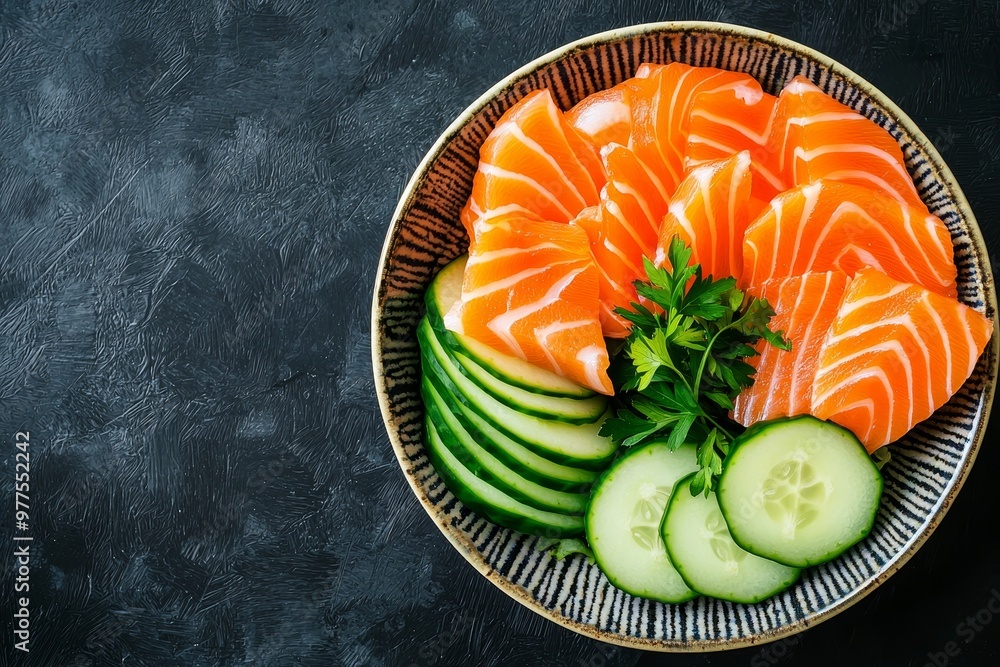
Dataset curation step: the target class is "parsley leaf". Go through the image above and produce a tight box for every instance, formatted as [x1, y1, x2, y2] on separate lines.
[537, 537, 596, 562]
[600, 236, 790, 495]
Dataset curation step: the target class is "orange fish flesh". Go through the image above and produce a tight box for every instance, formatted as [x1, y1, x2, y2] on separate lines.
[444, 213, 613, 395]
[732, 271, 852, 426]
[742, 179, 957, 297]
[811, 268, 993, 452]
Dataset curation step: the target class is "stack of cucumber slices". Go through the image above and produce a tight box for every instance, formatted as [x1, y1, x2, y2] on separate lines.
[418, 257, 884, 604]
[587, 416, 883, 603]
[418, 257, 616, 538]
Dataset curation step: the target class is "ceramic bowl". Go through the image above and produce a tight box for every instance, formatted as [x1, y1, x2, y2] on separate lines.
[371, 21, 999, 650]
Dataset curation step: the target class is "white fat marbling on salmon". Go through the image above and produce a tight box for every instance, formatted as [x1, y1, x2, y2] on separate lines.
[627, 146, 672, 204]
[572, 100, 630, 137]
[478, 162, 575, 221]
[816, 169, 912, 208]
[837, 282, 909, 315]
[696, 162, 719, 271]
[824, 315, 930, 423]
[830, 397, 878, 443]
[787, 182, 824, 274]
[486, 267, 588, 358]
[601, 236, 643, 277]
[815, 364, 897, 445]
[665, 67, 697, 166]
[535, 319, 591, 375]
[731, 82, 764, 105]
[494, 122, 590, 209]
[768, 196, 786, 279]
[460, 260, 578, 301]
[806, 200, 921, 283]
[541, 98, 601, 196]
[576, 344, 609, 396]
[689, 109, 770, 145]
[783, 273, 813, 405]
[783, 78, 820, 95]
[921, 292, 953, 396]
[786, 112, 866, 126]
[899, 206, 954, 287]
[611, 179, 654, 232]
[603, 197, 649, 255]
[466, 242, 568, 268]
[727, 151, 751, 273]
[792, 144, 915, 193]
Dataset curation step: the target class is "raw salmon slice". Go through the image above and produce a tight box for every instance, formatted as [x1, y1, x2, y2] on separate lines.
[811, 268, 993, 452]
[565, 65, 658, 152]
[572, 205, 631, 338]
[566, 81, 635, 151]
[655, 151, 753, 281]
[580, 142, 673, 337]
[732, 271, 852, 427]
[742, 179, 957, 297]
[628, 63, 764, 202]
[769, 76, 925, 211]
[686, 88, 784, 219]
[444, 213, 613, 395]
[460, 89, 605, 241]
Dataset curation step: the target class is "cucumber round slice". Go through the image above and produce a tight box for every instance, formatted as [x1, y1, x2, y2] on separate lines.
[424, 256, 595, 399]
[418, 318, 616, 469]
[423, 418, 585, 537]
[717, 416, 883, 568]
[425, 370, 599, 492]
[662, 474, 800, 604]
[585, 442, 700, 603]
[422, 379, 588, 515]
[451, 347, 608, 424]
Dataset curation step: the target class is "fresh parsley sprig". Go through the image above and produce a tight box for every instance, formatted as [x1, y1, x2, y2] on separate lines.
[600, 237, 790, 496]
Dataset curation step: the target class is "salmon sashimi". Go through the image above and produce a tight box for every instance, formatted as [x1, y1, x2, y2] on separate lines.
[565, 65, 660, 152]
[655, 151, 753, 281]
[628, 63, 764, 203]
[811, 268, 993, 452]
[686, 88, 784, 220]
[732, 271, 852, 426]
[742, 179, 957, 297]
[573, 142, 672, 337]
[460, 89, 605, 241]
[572, 205, 632, 338]
[769, 76, 925, 211]
[444, 213, 613, 394]
[566, 81, 635, 151]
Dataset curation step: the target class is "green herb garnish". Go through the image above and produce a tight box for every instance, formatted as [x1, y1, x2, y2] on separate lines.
[537, 537, 596, 562]
[600, 237, 790, 496]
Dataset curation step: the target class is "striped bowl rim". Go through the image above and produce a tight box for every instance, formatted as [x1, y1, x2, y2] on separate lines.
[371, 21, 999, 651]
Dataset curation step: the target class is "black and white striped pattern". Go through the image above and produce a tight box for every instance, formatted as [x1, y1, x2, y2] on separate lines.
[371, 22, 999, 650]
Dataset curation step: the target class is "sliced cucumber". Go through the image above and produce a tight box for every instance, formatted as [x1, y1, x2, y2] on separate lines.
[422, 379, 588, 515]
[717, 416, 883, 568]
[418, 318, 616, 469]
[423, 417, 584, 537]
[450, 347, 608, 424]
[425, 256, 596, 399]
[662, 474, 800, 603]
[425, 370, 599, 492]
[585, 442, 700, 603]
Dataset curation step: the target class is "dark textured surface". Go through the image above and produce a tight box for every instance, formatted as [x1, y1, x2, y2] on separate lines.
[0, 1, 997, 666]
